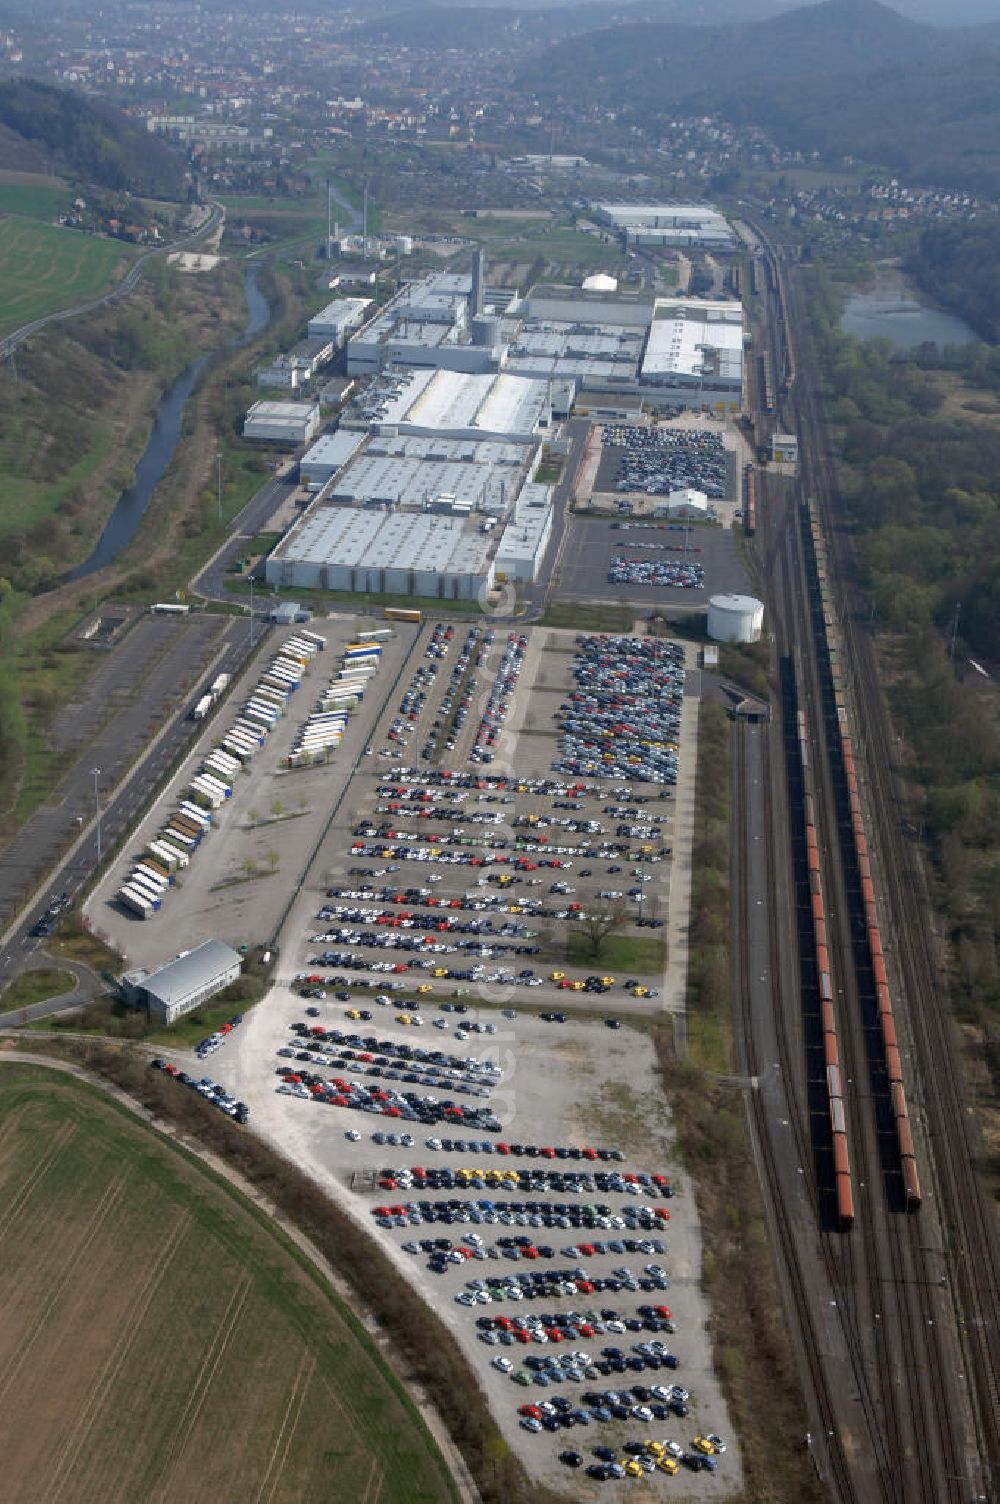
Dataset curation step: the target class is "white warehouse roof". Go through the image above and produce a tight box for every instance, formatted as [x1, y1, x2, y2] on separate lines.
[642, 299, 743, 382]
[299, 430, 366, 477]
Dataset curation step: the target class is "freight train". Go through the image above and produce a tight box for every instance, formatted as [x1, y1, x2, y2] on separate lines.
[797, 708, 855, 1231]
[803, 496, 921, 1212]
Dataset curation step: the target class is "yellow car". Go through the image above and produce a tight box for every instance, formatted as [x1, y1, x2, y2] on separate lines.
[601, 975, 615, 986]
[432, 967, 448, 978]
[570, 980, 585, 991]
[645, 1440, 665, 1458]
[549, 971, 565, 982]
[656, 1456, 679, 1475]
[624, 1460, 644, 1478]
[692, 1436, 717, 1456]
[632, 985, 650, 998]
[346, 1008, 363, 1020]
[396, 1013, 412, 1026]
[416, 984, 432, 994]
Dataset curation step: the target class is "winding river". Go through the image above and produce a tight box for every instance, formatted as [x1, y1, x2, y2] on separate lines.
[68, 263, 272, 581]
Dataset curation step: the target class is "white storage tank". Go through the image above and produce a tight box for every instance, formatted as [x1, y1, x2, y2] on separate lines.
[708, 593, 764, 644]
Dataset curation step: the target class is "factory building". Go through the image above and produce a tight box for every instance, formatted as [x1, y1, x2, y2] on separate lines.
[593, 203, 735, 250]
[298, 430, 367, 488]
[256, 337, 335, 390]
[266, 507, 495, 600]
[640, 298, 744, 410]
[494, 483, 554, 584]
[343, 366, 551, 444]
[307, 297, 373, 344]
[125, 940, 242, 1027]
[347, 271, 506, 377]
[243, 401, 321, 445]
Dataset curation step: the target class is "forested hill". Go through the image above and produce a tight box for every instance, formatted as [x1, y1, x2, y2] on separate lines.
[907, 222, 1000, 345]
[518, 0, 1000, 193]
[0, 79, 186, 199]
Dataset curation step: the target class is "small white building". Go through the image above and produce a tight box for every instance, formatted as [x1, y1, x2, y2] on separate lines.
[771, 432, 798, 465]
[127, 940, 242, 1027]
[666, 487, 709, 518]
[243, 401, 321, 446]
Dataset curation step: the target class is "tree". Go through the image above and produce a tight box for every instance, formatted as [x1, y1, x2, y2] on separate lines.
[266, 848, 279, 872]
[270, 798, 284, 818]
[579, 905, 627, 962]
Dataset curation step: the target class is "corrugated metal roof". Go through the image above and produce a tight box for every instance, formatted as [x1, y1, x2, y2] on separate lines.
[142, 940, 242, 1007]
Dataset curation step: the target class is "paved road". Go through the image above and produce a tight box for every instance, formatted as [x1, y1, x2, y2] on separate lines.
[0, 956, 100, 1028]
[0, 201, 225, 360]
[0, 618, 269, 994]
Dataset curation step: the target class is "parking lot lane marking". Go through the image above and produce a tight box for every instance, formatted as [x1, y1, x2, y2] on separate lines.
[148, 1269, 253, 1502]
[0, 1168, 130, 1410]
[253, 1350, 316, 1504]
[41, 1211, 191, 1504]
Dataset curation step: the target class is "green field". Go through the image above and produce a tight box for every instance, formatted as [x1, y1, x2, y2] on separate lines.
[0, 1066, 457, 1504]
[0, 219, 131, 334]
[0, 180, 72, 220]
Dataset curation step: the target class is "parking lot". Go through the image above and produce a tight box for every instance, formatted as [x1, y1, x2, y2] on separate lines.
[595, 427, 729, 500]
[555, 519, 749, 610]
[195, 1000, 742, 1496]
[143, 616, 739, 1492]
[85, 616, 421, 970]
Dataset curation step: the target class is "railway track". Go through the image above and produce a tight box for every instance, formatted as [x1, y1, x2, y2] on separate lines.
[732, 722, 863, 1504]
[781, 256, 999, 1499]
[743, 235, 995, 1500]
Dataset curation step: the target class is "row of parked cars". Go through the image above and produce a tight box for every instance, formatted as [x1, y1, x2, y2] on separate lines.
[608, 556, 706, 590]
[554, 635, 686, 786]
[603, 424, 727, 498]
[150, 1058, 248, 1124]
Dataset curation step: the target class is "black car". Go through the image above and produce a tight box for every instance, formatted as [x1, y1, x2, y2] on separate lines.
[559, 1451, 583, 1468]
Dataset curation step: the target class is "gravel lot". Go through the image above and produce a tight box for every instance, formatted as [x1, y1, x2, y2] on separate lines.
[200, 997, 743, 1498]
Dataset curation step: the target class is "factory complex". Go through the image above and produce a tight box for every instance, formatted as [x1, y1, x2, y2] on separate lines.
[593, 202, 736, 249]
[344, 257, 743, 412]
[259, 211, 744, 604]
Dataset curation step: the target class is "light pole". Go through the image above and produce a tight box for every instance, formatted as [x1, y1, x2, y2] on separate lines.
[216, 450, 223, 523]
[92, 768, 102, 865]
[249, 574, 255, 647]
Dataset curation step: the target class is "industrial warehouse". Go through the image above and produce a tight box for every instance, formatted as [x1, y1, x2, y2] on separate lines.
[252, 218, 746, 604]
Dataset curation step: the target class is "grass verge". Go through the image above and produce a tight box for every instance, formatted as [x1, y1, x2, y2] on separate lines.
[539, 603, 635, 632]
[647, 698, 822, 1503]
[567, 931, 666, 974]
[1, 967, 75, 1009]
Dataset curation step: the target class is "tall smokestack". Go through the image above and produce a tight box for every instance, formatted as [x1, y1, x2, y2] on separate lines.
[326, 179, 332, 259]
[471, 248, 485, 316]
[362, 179, 369, 260]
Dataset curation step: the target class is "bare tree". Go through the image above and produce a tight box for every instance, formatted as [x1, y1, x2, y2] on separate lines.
[579, 905, 627, 962]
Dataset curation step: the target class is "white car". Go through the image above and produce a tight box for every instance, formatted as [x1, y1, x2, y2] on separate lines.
[707, 1434, 727, 1454]
[345, 1129, 361, 1142]
[492, 1356, 513, 1373]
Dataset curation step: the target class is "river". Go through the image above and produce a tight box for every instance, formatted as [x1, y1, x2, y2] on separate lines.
[841, 266, 978, 351]
[68, 263, 272, 581]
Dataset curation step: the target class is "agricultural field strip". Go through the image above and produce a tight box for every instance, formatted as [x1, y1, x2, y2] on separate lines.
[253, 1351, 317, 1504]
[43, 1214, 193, 1504]
[0, 1073, 457, 1504]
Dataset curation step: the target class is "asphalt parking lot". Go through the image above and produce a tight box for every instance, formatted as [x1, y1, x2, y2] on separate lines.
[86, 616, 422, 970]
[155, 618, 737, 1491]
[0, 614, 231, 930]
[554, 519, 749, 610]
